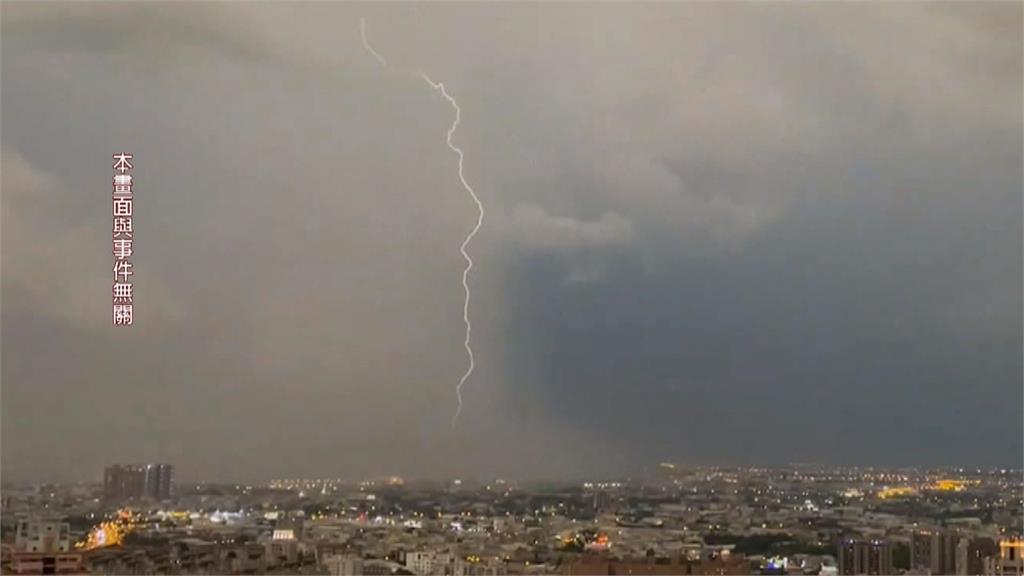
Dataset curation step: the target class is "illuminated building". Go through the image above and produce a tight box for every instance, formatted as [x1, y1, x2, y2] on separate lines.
[929, 479, 974, 492]
[988, 539, 1024, 576]
[272, 515, 304, 541]
[838, 538, 892, 575]
[876, 486, 916, 499]
[103, 463, 174, 500]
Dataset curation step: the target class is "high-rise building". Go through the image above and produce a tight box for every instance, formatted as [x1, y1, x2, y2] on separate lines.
[103, 464, 174, 500]
[910, 528, 999, 575]
[592, 491, 613, 513]
[838, 538, 893, 575]
[957, 536, 998, 575]
[911, 529, 959, 575]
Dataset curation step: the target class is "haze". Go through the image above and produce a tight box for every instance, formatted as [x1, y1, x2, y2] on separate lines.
[2, 2, 1021, 483]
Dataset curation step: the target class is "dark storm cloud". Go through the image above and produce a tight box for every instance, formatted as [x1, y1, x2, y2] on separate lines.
[2, 2, 1020, 483]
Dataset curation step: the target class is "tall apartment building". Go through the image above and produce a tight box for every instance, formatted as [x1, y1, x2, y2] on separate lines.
[838, 538, 893, 575]
[103, 464, 174, 500]
[911, 529, 958, 575]
[911, 528, 1001, 575]
[958, 536, 999, 575]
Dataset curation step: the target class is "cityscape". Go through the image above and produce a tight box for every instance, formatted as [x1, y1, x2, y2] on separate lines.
[1, 465, 1022, 574]
[3, 2, 1022, 575]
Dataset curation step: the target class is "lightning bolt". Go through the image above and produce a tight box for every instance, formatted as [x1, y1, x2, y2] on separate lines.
[360, 17, 388, 67]
[360, 18, 484, 428]
[420, 71, 484, 428]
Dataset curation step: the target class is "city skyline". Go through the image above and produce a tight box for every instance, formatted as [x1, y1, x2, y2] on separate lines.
[3, 463, 1021, 575]
[2, 2, 1022, 484]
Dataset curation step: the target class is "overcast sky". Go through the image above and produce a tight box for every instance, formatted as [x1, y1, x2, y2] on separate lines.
[2, 2, 1021, 484]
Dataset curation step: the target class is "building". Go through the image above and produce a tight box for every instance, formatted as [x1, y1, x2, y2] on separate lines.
[592, 491, 614, 514]
[220, 544, 268, 574]
[563, 556, 749, 575]
[272, 514, 305, 541]
[957, 536, 998, 575]
[83, 547, 166, 575]
[324, 554, 363, 576]
[987, 539, 1024, 576]
[9, 518, 83, 575]
[911, 529, 959, 575]
[910, 529, 1001, 575]
[14, 518, 70, 554]
[103, 463, 174, 500]
[838, 538, 893, 575]
[406, 551, 435, 574]
[264, 538, 301, 569]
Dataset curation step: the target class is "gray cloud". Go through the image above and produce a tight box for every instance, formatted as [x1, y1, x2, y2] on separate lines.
[3, 151, 186, 329]
[503, 204, 633, 253]
[2, 2, 1020, 483]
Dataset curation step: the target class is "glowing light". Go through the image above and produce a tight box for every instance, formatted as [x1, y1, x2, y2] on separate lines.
[877, 486, 917, 499]
[421, 71, 484, 428]
[1000, 539, 1024, 558]
[359, 18, 485, 428]
[930, 479, 973, 492]
[77, 509, 138, 550]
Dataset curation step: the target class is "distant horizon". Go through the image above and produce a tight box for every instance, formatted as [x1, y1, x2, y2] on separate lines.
[4, 462, 1023, 488]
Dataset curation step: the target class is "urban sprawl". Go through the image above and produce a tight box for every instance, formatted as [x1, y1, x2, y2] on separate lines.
[3, 465, 1022, 575]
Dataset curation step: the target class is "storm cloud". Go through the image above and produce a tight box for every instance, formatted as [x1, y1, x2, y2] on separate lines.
[2, 2, 1020, 483]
